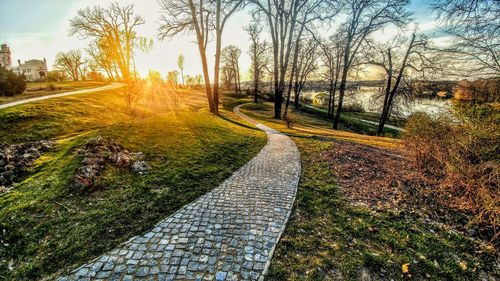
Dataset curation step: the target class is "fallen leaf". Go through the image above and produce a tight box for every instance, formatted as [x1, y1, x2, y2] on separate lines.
[459, 260, 467, 271]
[402, 263, 410, 274]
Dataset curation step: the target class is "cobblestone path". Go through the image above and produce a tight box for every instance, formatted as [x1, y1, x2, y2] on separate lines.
[59, 104, 301, 281]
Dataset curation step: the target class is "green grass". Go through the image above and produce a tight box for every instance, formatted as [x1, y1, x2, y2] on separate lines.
[241, 102, 498, 281]
[0, 88, 266, 280]
[299, 103, 403, 138]
[0, 81, 108, 105]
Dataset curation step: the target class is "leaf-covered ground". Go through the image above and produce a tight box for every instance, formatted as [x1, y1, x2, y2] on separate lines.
[241, 102, 499, 280]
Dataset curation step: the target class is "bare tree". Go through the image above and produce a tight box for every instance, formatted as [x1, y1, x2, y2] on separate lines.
[309, 31, 345, 118]
[252, 0, 334, 119]
[158, 0, 244, 115]
[177, 54, 185, 86]
[283, 38, 318, 117]
[332, 0, 411, 129]
[245, 21, 270, 102]
[283, 0, 338, 119]
[433, 0, 499, 77]
[364, 33, 435, 135]
[70, 3, 146, 81]
[250, 0, 302, 119]
[221, 64, 235, 90]
[54, 50, 84, 81]
[221, 45, 242, 93]
[86, 38, 117, 80]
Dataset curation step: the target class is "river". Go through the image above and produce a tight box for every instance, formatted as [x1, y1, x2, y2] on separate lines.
[301, 86, 452, 118]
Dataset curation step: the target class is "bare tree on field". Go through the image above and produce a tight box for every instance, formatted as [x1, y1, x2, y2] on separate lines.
[70, 3, 147, 82]
[293, 39, 318, 109]
[309, 30, 345, 118]
[177, 54, 185, 86]
[364, 33, 436, 135]
[221, 64, 234, 90]
[158, 0, 244, 115]
[283, 0, 339, 119]
[251, 0, 334, 119]
[283, 38, 318, 117]
[221, 45, 242, 93]
[432, 0, 500, 77]
[332, 0, 411, 130]
[86, 38, 117, 80]
[54, 50, 85, 81]
[245, 22, 270, 102]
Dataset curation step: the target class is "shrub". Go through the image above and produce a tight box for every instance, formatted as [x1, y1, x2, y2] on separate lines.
[46, 70, 67, 82]
[0, 67, 26, 96]
[47, 83, 58, 91]
[343, 102, 365, 112]
[453, 78, 500, 103]
[404, 105, 499, 238]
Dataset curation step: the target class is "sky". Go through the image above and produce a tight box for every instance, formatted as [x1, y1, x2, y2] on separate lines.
[0, 0, 444, 80]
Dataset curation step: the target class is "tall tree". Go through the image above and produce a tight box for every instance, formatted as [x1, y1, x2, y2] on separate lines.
[54, 50, 84, 81]
[332, 0, 411, 129]
[70, 3, 146, 82]
[86, 38, 117, 80]
[252, 0, 334, 119]
[245, 22, 270, 102]
[309, 30, 345, 118]
[364, 33, 435, 135]
[293, 38, 318, 109]
[177, 54, 185, 86]
[283, 38, 319, 117]
[221, 45, 242, 93]
[432, 0, 499, 77]
[251, 0, 305, 119]
[159, 0, 244, 115]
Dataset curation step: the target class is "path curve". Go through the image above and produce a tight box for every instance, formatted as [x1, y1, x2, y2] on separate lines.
[59, 103, 301, 281]
[0, 82, 124, 110]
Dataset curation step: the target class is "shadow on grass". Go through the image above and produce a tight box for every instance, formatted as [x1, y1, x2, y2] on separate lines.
[218, 114, 262, 132]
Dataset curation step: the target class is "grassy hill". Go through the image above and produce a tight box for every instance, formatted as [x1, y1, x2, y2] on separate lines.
[0, 87, 266, 280]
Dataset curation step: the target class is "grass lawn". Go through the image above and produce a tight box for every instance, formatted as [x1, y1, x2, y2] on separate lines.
[0, 81, 109, 105]
[241, 102, 498, 281]
[294, 104, 402, 138]
[0, 86, 266, 280]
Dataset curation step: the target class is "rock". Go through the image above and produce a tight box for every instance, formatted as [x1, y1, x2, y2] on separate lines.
[0, 140, 54, 191]
[360, 267, 371, 281]
[5, 164, 15, 171]
[132, 161, 149, 175]
[74, 137, 149, 189]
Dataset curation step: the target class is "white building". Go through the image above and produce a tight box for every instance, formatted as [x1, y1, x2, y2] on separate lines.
[1, 43, 49, 81]
[0, 44, 12, 70]
[13, 58, 49, 81]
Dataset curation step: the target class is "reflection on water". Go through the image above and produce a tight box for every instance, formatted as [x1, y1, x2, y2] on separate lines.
[301, 86, 452, 118]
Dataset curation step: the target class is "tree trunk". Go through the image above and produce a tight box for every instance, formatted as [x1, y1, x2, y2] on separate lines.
[199, 46, 215, 113]
[273, 45, 281, 119]
[213, 33, 221, 115]
[327, 78, 334, 118]
[253, 68, 259, 102]
[333, 69, 347, 129]
[378, 34, 415, 135]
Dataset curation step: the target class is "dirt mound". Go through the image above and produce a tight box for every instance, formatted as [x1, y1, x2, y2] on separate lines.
[74, 137, 149, 188]
[0, 141, 55, 192]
